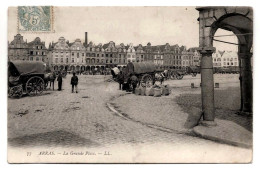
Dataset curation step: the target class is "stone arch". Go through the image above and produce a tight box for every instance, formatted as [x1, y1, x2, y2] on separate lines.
[81, 66, 85, 71]
[70, 65, 75, 71]
[197, 7, 253, 124]
[54, 65, 59, 71]
[59, 65, 64, 71]
[76, 65, 80, 71]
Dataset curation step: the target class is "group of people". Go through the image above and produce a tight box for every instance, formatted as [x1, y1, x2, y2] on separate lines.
[117, 71, 139, 93]
[47, 71, 79, 93]
[116, 70, 167, 93]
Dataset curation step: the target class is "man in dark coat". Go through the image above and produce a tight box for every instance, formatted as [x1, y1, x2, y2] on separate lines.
[117, 71, 124, 90]
[71, 72, 79, 93]
[57, 71, 63, 91]
[130, 74, 138, 93]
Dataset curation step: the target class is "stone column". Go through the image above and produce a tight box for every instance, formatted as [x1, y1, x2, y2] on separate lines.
[239, 52, 253, 113]
[199, 47, 217, 126]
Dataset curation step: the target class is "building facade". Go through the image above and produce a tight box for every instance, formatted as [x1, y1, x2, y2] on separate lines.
[9, 33, 209, 72]
[8, 34, 28, 61]
[49, 37, 71, 71]
[221, 51, 239, 67]
[28, 37, 48, 62]
[126, 43, 136, 63]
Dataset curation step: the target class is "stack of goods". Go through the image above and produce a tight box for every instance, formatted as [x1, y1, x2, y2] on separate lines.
[145, 87, 155, 96]
[135, 87, 141, 95]
[135, 85, 170, 97]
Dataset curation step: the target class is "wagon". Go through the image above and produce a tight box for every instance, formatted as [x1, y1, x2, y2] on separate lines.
[125, 62, 157, 88]
[8, 61, 46, 98]
[186, 66, 200, 77]
[168, 69, 186, 80]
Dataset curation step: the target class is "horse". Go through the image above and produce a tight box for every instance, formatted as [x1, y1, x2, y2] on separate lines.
[44, 72, 56, 90]
[155, 72, 166, 85]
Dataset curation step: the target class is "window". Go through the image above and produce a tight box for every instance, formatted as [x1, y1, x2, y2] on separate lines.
[36, 57, 39, 61]
[72, 58, 74, 63]
[102, 54, 104, 57]
[77, 53, 79, 58]
[61, 58, 63, 63]
[82, 53, 84, 56]
[55, 58, 58, 63]
[110, 54, 112, 57]
[66, 58, 68, 63]
[30, 57, 33, 61]
[97, 54, 99, 57]
[106, 54, 108, 57]
[30, 51, 33, 55]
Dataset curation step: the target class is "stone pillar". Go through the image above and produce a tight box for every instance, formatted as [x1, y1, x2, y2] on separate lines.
[199, 47, 217, 126]
[239, 52, 253, 113]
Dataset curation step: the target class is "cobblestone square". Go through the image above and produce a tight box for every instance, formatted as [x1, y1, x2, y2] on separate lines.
[8, 74, 252, 162]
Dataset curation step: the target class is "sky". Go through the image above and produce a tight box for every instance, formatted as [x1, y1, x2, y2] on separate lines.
[8, 6, 238, 51]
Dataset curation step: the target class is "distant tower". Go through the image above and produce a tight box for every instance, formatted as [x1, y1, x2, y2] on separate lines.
[85, 32, 88, 46]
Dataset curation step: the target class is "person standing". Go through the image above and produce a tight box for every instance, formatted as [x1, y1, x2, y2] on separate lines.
[71, 72, 79, 93]
[130, 74, 138, 93]
[117, 71, 124, 90]
[57, 71, 63, 91]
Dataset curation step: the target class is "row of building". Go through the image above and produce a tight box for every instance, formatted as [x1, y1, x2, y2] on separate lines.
[8, 32, 239, 72]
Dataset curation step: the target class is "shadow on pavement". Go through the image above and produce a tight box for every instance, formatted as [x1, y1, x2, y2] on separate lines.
[176, 87, 253, 132]
[8, 130, 100, 148]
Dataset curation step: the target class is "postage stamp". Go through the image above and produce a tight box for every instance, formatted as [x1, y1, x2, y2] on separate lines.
[18, 6, 53, 32]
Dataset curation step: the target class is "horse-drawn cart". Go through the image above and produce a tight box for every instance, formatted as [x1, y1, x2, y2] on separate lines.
[8, 61, 46, 98]
[186, 66, 200, 77]
[125, 62, 157, 88]
[168, 69, 185, 80]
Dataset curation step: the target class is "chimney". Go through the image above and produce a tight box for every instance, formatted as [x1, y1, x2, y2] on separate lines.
[85, 32, 88, 46]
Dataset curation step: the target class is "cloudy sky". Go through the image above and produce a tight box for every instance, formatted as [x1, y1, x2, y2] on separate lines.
[8, 6, 238, 51]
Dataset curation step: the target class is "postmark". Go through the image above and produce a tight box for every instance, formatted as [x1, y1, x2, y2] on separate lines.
[18, 6, 54, 32]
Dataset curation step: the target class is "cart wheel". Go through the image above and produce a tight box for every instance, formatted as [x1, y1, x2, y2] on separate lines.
[26, 76, 45, 96]
[141, 74, 153, 88]
[9, 85, 23, 98]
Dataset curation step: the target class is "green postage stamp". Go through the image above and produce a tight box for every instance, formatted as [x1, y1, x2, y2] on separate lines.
[18, 6, 54, 32]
